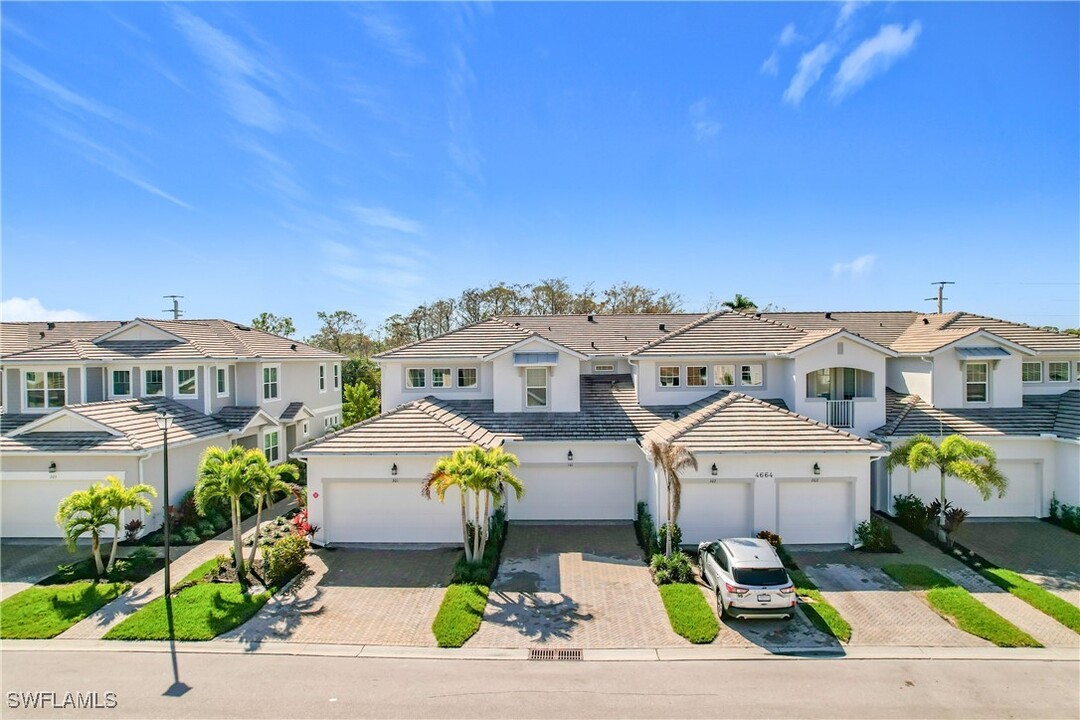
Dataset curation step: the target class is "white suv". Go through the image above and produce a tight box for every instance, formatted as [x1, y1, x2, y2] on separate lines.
[698, 538, 796, 620]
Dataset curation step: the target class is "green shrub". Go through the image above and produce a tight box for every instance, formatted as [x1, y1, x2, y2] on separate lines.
[196, 519, 218, 539]
[1047, 493, 1080, 534]
[650, 552, 694, 586]
[265, 534, 308, 588]
[431, 584, 489, 647]
[177, 527, 201, 545]
[634, 502, 660, 558]
[658, 522, 682, 552]
[128, 547, 157, 568]
[855, 517, 895, 552]
[658, 583, 719, 643]
[756, 529, 782, 548]
[452, 508, 508, 585]
[892, 493, 931, 534]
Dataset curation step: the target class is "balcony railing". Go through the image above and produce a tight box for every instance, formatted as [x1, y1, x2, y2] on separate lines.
[827, 399, 855, 429]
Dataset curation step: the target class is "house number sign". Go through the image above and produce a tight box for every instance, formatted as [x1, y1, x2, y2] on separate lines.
[754, 472, 774, 478]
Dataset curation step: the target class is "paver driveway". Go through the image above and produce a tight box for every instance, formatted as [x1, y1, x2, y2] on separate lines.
[222, 547, 458, 647]
[1, 540, 77, 601]
[469, 523, 683, 648]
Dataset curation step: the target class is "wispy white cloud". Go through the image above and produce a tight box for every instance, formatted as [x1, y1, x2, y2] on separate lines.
[784, 42, 836, 106]
[835, 1, 867, 31]
[319, 241, 424, 291]
[832, 254, 877, 279]
[760, 23, 800, 76]
[347, 205, 423, 235]
[357, 8, 425, 65]
[832, 21, 922, 101]
[689, 98, 721, 140]
[0, 297, 91, 322]
[5, 56, 137, 128]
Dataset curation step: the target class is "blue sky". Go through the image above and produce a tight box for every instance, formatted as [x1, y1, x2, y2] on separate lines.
[2, 2, 1077, 338]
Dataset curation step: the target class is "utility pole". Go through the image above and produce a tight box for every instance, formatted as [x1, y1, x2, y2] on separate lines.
[162, 295, 184, 320]
[924, 281, 954, 314]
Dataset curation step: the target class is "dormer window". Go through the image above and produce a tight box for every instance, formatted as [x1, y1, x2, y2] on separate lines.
[525, 367, 548, 407]
[714, 365, 735, 387]
[458, 368, 478, 388]
[687, 366, 707, 387]
[216, 367, 229, 397]
[176, 369, 197, 397]
[25, 370, 65, 409]
[144, 370, 164, 396]
[1048, 362, 1070, 383]
[112, 370, 131, 397]
[740, 364, 763, 387]
[965, 362, 988, 403]
[406, 368, 426, 388]
[1021, 362, 1042, 383]
[659, 366, 680, 387]
[432, 368, 452, 388]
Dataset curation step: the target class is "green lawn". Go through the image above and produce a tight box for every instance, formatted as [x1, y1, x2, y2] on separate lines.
[882, 564, 1041, 648]
[0, 581, 129, 639]
[432, 584, 488, 648]
[658, 583, 719, 644]
[787, 568, 852, 643]
[103, 583, 270, 641]
[979, 567, 1080, 634]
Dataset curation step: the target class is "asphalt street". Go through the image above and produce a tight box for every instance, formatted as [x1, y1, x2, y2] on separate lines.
[2, 649, 1077, 719]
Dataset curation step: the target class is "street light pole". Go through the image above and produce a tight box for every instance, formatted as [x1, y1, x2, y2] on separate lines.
[156, 411, 175, 596]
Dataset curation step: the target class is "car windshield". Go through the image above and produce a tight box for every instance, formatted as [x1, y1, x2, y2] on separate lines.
[732, 567, 789, 587]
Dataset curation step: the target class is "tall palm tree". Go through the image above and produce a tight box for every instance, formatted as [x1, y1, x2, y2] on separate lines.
[886, 434, 1007, 535]
[103, 475, 157, 573]
[647, 440, 699, 556]
[721, 294, 757, 312]
[245, 453, 300, 569]
[423, 446, 523, 563]
[195, 445, 259, 584]
[55, 482, 115, 576]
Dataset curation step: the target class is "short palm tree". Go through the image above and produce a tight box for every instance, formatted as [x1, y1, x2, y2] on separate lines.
[886, 434, 1007, 534]
[245, 453, 300, 569]
[103, 475, 157, 573]
[721, 294, 757, 312]
[195, 445, 259, 584]
[55, 482, 115, 576]
[647, 440, 698, 556]
[424, 446, 523, 563]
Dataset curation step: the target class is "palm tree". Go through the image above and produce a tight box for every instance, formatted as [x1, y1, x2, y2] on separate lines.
[886, 434, 1007, 537]
[647, 440, 699, 556]
[423, 446, 523, 563]
[245, 453, 300, 569]
[721, 294, 757, 312]
[55, 482, 115, 576]
[103, 476, 157, 573]
[195, 445, 259, 584]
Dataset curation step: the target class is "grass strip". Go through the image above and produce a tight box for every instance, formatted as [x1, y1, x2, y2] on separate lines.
[979, 567, 1080, 634]
[882, 564, 1041, 648]
[432, 583, 488, 648]
[0, 581, 129, 639]
[103, 583, 270, 641]
[658, 583, 719, 644]
[787, 568, 852, 643]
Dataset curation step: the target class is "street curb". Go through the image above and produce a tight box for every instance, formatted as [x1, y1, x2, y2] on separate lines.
[2, 639, 1076, 663]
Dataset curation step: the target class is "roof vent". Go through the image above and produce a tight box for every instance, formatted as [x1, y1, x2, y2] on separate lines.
[290, 343, 297, 351]
[659, 323, 666, 332]
[671, 410, 680, 420]
[235, 324, 251, 331]
[825, 312, 832, 320]
[755, 313, 762, 318]
[922, 318, 929, 325]
[46, 322, 56, 330]
[591, 341, 596, 348]
[587, 314, 595, 322]
[39, 331, 46, 339]
[514, 322, 521, 327]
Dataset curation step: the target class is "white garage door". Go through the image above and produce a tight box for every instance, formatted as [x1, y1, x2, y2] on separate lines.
[323, 480, 462, 544]
[947, 461, 1041, 517]
[2, 477, 120, 538]
[777, 480, 853, 544]
[678, 481, 753, 544]
[509, 465, 635, 521]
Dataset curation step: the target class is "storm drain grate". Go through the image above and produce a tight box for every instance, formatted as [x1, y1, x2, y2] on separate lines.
[529, 648, 583, 661]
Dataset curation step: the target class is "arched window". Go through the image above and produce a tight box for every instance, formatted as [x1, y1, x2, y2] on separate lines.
[806, 368, 873, 399]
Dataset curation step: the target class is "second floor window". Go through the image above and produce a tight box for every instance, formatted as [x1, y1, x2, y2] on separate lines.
[333, 363, 340, 389]
[26, 370, 65, 409]
[687, 366, 707, 387]
[263, 430, 280, 463]
[714, 364, 735, 387]
[176, 369, 197, 396]
[525, 367, 548, 408]
[144, 370, 164, 396]
[432, 368, 451, 388]
[112, 370, 131, 396]
[1021, 362, 1042, 383]
[406, 368, 426, 388]
[319, 364, 326, 392]
[263, 366, 279, 400]
[659, 366, 680, 387]
[457, 368, 478, 388]
[965, 362, 988, 402]
[217, 367, 228, 396]
[740, 364, 763, 387]
[1048, 362, 1070, 383]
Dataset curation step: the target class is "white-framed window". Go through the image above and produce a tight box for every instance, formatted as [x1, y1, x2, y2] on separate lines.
[740, 364, 763, 387]
[714, 364, 735, 387]
[687, 366, 707, 387]
[318, 364, 326, 392]
[457, 368, 478, 388]
[406, 368, 426, 388]
[175, 368, 197, 398]
[1048, 361, 1070, 383]
[333, 363, 340, 389]
[112, 370, 132, 397]
[301, 420, 309, 437]
[144, 369, 164, 396]
[263, 365, 279, 400]
[25, 370, 66, 409]
[432, 368, 452, 388]
[805, 367, 873, 399]
[594, 364, 615, 373]
[965, 362, 988, 403]
[216, 367, 229, 397]
[263, 429, 280, 463]
[525, 367, 548, 408]
[1021, 362, 1042, 383]
[323, 414, 340, 430]
[659, 366, 680, 387]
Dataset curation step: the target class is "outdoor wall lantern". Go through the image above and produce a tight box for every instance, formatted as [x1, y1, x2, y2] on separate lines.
[391, 463, 398, 477]
[813, 462, 821, 476]
[710, 463, 718, 476]
[567, 450, 574, 465]
[48, 462, 57, 475]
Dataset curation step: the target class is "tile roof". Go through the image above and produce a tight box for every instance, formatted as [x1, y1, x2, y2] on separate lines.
[643, 391, 884, 454]
[873, 389, 1078, 440]
[373, 318, 533, 359]
[939, 313, 1080, 354]
[214, 406, 264, 431]
[501, 314, 708, 355]
[279, 402, 307, 421]
[632, 311, 807, 356]
[0, 397, 231, 454]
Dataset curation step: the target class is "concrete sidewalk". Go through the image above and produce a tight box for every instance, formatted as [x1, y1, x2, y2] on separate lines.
[57, 497, 295, 640]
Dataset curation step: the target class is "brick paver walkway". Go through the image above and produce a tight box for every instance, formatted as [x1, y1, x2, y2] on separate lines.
[221, 547, 458, 647]
[59, 498, 294, 640]
[469, 523, 684, 648]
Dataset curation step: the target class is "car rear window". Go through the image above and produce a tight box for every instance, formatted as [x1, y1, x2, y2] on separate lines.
[732, 568, 789, 587]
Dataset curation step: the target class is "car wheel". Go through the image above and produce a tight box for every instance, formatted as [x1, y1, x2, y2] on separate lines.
[716, 590, 727, 619]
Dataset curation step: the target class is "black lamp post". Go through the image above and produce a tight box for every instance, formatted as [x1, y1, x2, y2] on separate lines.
[156, 410, 175, 596]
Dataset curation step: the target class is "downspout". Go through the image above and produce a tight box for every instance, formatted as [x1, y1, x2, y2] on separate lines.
[137, 452, 152, 537]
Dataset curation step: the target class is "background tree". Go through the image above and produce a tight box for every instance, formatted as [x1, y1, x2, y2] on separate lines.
[342, 358, 381, 391]
[886, 434, 1007, 538]
[342, 381, 380, 426]
[597, 282, 683, 314]
[195, 445, 259, 585]
[647, 440, 698, 556]
[103, 476, 156, 572]
[55, 482, 115, 576]
[720, 293, 757, 312]
[251, 312, 296, 337]
[307, 310, 377, 357]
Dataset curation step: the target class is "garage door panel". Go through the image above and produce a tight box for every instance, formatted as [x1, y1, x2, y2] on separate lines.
[946, 462, 1039, 517]
[324, 480, 461, 544]
[778, 481, 852, 544]
[510, 465, 634, 521]
[679, 482, 752, 543]
[2, 479, 122, 538]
